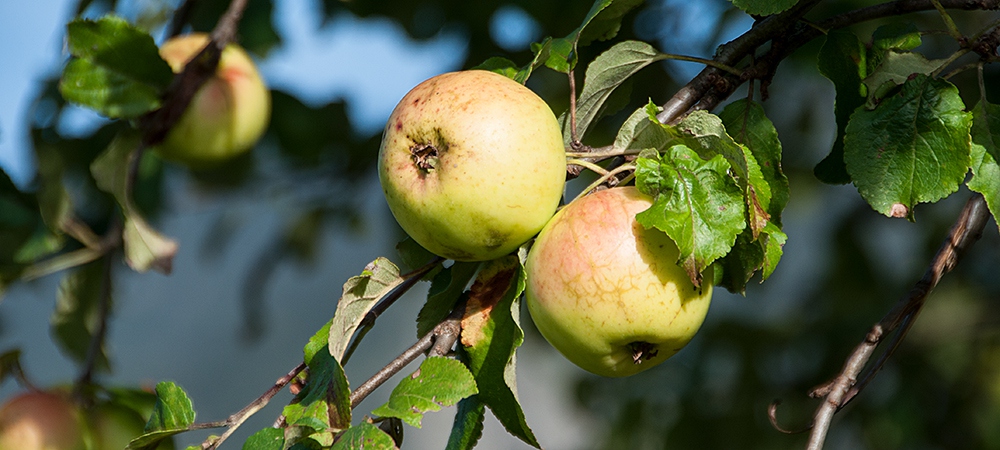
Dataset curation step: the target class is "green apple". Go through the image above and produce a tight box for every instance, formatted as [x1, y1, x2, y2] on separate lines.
[155, 33, 271, 168]
[525, 187, 713, 377]
[378, 70, 567, 261]
[0, 391, 86, 450]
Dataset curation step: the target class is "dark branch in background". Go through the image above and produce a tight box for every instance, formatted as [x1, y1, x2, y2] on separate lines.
[349, 299, 467, 409]
[167, 0, 199, 39]
[657, 0, 1000, 124]
[798, 194, 990, 449]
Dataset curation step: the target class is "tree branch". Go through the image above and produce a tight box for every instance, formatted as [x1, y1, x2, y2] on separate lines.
[202, 362, 307, 450]
[801, 193, 990, 449]
[349, 299, 466, 409]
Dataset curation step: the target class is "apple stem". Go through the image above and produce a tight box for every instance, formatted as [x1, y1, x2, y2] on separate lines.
[628, 342, 659, 364]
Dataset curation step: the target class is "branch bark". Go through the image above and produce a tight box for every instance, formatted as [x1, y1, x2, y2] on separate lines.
[803, 193, 990, 449]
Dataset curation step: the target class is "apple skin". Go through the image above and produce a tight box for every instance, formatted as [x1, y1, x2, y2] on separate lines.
[525, 187, 712, 377]
[155, 33, 271, 168]
[378, 70, 567, 261]
[0, 391, 86, 450]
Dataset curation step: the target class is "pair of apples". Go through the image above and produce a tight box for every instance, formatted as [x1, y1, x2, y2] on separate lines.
[379, 71, 712, 378]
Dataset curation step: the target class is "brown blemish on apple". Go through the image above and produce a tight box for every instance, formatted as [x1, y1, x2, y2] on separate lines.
[628, 341, 659, 364]
[411, 143, 438, 171]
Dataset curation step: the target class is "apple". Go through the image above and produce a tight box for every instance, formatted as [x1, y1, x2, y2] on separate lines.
[0, 391, 86, 450]
[378, 70, 567, 261]
[524, 187, 713, 377]
[87, 402, 173, 450]
[155, 33, 271, 168]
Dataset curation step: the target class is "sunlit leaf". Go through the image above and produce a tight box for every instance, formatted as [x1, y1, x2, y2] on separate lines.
[330, 423, 396, 450]
[459, 256, 539, 448]
[565, 40, 669, 146]
[288, 321, 351, 434]
[371, 356, 477, 428]
[328, 257, 404, 361]
[634, 146, 746, 286]
[128, 381, 195, 450]
[446, 394, 486, 450]
[542, 0, 644, 72]
[968, 100, 1000, 233]
[844, 74, 971, 219]
[243, 427, 284, 450]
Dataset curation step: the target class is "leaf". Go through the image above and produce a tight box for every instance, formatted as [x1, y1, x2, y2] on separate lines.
[395, 237, 437, 273]
[287, 321, 352, 434]
[542, 0, 644, 72]
[60, 15, 173, 118]
[815, 31, 867, 184]
[416, 262, 479, 338]
[91, 133, 178, 273]
[0, 350, 27, 386]
[565, 40, 669, 146]
[612, 102, 674, 154]
[634, 145, 746, 286]
[65, 15, 173, 89]
[730, 0, 799, 15]
[715, 222, 787, 293]
[52, 260, 111, 371]
[719, 98, 789, 226]
[330, 423, 396, 450]
[968, 100, 1000, 233]
[371, 356, 478, 428]
[863, 51, 945, 107]
[675, 111, 772, 237]
[869, 22, 922, 72]
[459, 256, 539, 448]
[243, 428, 284, 450]
[445, 394, 486, 450]
[328, 257, 404, 361]
[128, 381, 195, 450]
[471, 57, 520, 80]
[844, 74, 971, 219]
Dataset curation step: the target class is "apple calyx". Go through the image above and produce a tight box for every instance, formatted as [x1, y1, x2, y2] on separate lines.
[411, 143, 439, 172]
[628, 341, 659, 364]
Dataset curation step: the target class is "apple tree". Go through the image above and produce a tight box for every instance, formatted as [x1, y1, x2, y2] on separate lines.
[1, 0, 999, 449]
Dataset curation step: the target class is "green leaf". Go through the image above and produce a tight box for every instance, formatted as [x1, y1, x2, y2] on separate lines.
[844, 74, 972, 219]
[968, 100, 1000, 233]
[446, 394, 486, 450]
[395, 237, 437, 273]
[0, 350, 27, 386]
[60, 58, 164, 119]
[541, 0, 644, 72]
[91, 133, 178, 273]
[863, 51, 945, 107]
[719, 98, 789, 226]
[331, 423, 396, 450]
[52, 260, 111, 371]
[128, 381, 195, 450]
[634, 145, 746, 286]
[287, 321, 351, 434]
[730, 0, 798, 15]
[416, 262, 479, 338]
[60, 16, 172, 119]
[565, 40, 669, 146]
[243, 428, 284, 450]
[371, 356, 478, 428]
[715, 222, 787, 293]
[869, 22, 922, 72]
[65, 15, 173, 89]
[471, 57, 520, 80]
[459, 256, 539, 448]
[815, 31, 867, 184]
[328, 257, 404, 361]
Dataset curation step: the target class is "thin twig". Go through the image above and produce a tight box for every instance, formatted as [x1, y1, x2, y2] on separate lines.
[202, 362, 307, 450]
[568, 68, 582, 150]
[801, 193, 989, 449]
[349, 300, 467, 409]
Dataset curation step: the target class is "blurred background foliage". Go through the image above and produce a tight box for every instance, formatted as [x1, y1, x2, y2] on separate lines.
[2, 0, 1000, 449]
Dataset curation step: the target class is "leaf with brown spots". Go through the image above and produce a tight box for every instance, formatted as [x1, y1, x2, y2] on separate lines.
[458, 256, 539, 448]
